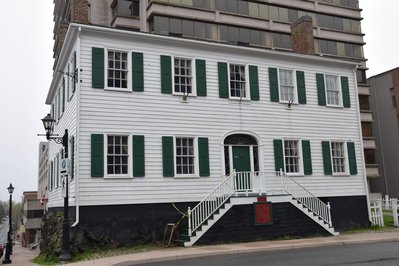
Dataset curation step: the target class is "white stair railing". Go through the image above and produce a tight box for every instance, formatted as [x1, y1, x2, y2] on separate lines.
[275, 170, 332, 227]
[188, 171, 236, 236]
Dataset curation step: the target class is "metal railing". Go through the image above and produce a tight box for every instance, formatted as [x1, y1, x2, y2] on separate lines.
[187, 170, 333, 237]
[188, 171, 236, 236]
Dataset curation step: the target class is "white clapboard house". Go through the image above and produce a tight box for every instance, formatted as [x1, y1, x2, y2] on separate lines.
[44, 23, 370, 246]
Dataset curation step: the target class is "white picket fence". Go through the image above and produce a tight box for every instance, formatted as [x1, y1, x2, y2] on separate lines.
[370, 195, 399, 227]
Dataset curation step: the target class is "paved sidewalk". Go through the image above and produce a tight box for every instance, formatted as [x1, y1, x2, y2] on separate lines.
[1, 242, 38, 266]
[4, 230, 399, 266]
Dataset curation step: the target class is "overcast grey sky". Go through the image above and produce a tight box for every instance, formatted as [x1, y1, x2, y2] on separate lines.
[0, 1, 396, 201]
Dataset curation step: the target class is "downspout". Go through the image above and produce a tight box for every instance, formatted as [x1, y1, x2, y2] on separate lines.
[72, 26, 82, 227]
[353, 65, 372, 222]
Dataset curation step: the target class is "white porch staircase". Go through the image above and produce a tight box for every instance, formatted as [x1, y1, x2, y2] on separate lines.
[176, 171, 338, 247]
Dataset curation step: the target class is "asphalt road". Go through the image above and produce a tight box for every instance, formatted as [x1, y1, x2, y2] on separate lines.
[137, 241, 399, 266]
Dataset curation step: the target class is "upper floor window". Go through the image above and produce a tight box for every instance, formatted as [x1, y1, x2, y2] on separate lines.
[107, 50, 128, 89]
[229, 64, 247, 99]
[279, 69, 295, 102]
[325, 74, 340, 106]
[174, 58, 192, 94]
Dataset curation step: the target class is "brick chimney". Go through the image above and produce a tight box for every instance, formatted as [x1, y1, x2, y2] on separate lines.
[290, 16, 315, 55]
[70, 0, 89, 24]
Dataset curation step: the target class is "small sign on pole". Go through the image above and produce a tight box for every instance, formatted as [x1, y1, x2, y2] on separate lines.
[60, 159, 70, 175]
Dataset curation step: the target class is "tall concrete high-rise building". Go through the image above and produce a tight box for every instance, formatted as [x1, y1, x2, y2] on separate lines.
[368, 68, 399, 198]
[52, 0, 378, 191]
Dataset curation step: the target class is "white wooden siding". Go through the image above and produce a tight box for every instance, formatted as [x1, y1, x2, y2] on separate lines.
[50, 26, 366, 207]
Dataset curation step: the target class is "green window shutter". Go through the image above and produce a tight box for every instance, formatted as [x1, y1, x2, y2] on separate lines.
[196, 59, 207, 96]
[273, 139, 284, 172]
[218, 62, 229, 98]
[161, 55, 172, 94]
[302, 140, 312, 175]
[296, 71, 307, 104]
[91, 134, 104, 177]
[92, 47, 104, 89]
[50, 161, 54, 190]
[70, 136, 75, 179]
[133, 135, 145, 177]
[132, 52, 144, 92]
[249, 65, 260, 101]
[341, 76, 351, 108]
[322, 141, 332, 175]
[162, 136, 174, 177]
[347, 142, 357, 175]
[198, 137, 210, 177]
[269, 67, 279, 102]
[316, 73, 326, 106]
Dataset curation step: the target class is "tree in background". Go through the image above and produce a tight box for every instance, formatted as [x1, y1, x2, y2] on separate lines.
[0, 200, 7, 219]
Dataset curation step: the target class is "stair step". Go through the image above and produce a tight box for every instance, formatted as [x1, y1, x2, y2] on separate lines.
[178, 234, 191, 241]
[175, 239, 187, 247]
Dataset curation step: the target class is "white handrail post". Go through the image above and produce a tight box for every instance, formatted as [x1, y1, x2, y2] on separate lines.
[393, 199, 398, 227]
[327, 202, 332, 227]
[233, 169, 238, 196]
[279, 168, 284, 193]
[187, 207, 192, 236]
[385, 194, 390, 210]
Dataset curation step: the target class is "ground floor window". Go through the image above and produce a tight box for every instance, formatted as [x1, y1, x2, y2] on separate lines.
[176, 137, 195, 175]
[331, 141, 346, 174]
[107, 135, 129, 175]
[284, 140, 300, 173]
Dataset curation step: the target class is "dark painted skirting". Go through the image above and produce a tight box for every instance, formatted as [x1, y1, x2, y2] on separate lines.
[47, 195, 369, 246]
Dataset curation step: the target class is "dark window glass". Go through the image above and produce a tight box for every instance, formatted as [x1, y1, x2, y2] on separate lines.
[194, 21, 206, 38]
[132, 0, 139, 16]
[182, 20, 194, 36]
[229, 26, 240, 43]
[361, 122, 373, 137]
[391, 88, 396, 107]
[154, 16, 169, 34]
[227, 0, 238, 13]
[356, 69, 367, 84]
[288, 9, 298, 22]
[333, 17, 343, 30]
[273, 33, 291, 49]
[359, 95, 370, 110]
[250, 29, 262, 45]
[193, 0, 206, 8]
[219, 25, 228, 41]
[224, 134, 257, 145]
[239, 28, 250, 43]
[224, 146, 230, 175]
[216, 0, 227, 11]
[318, 14, 334, 28]
[170, 18, 182, 34]
[345, 43, 354, 57]
[364, 149, 376, 164]
[237, 0, 249, 15]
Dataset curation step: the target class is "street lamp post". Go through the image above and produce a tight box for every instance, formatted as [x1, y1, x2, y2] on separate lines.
[3, 183, 14, 264]
[41, 114, 71, 262]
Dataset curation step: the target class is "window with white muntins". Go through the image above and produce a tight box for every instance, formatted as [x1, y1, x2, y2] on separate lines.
[331, 141, 346, 174]
[176, 137, 195, 175]
[107, 50, 128, 89]
[279, 69, 295, 102]
[229, 64, 247, 98]
[284, 140, 301, 174]
[174, 58, 192, 94]
[107, 135, 129, 175]
[325, 74, 340, 106]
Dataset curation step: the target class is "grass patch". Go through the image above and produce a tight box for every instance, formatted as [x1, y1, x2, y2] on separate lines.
[33, 242, 160, 265]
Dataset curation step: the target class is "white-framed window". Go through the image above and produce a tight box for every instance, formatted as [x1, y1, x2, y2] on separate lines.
[174, 57, 193, 95]
[106, 135, 130, 176]
[107, 50, 129, 89]
[325, 74, 340, 106]
[279, 69, 296, 102]
[175, 136, 197, 176]
[229, 63, 248, 99]
[283, 140, 302, 174]
[331, 141, 347, 174]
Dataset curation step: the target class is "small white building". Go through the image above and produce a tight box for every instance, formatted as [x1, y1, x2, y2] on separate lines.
[44, 22, 369, 246]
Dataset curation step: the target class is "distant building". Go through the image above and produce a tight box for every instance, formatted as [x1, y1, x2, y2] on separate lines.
[38, 142, 49, 204]
[368, 68, 399, 198]
[21, 192, 43, 247]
